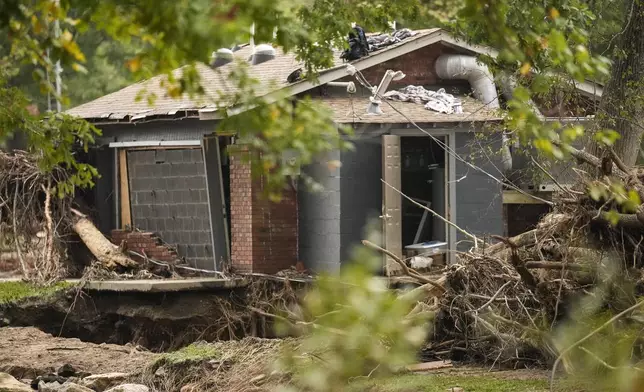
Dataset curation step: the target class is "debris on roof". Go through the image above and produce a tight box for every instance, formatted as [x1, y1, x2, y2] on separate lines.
[318, 96, 501, 124]
[384, 86, 463, 114]
[368, 28, 417, 52]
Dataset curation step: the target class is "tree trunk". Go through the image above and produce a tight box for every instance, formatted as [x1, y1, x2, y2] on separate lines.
[588, 0, 644, 167]
[71, 209, 137, 269]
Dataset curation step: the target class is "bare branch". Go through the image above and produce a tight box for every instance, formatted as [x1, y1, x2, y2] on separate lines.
[381, 179, 480, 248]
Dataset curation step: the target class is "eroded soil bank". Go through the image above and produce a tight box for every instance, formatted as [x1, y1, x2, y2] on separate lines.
[0, 278, 301, 351]
[0, 327, 155, 380]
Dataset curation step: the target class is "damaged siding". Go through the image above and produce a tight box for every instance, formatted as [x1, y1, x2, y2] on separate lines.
[127, 148, 214, 269]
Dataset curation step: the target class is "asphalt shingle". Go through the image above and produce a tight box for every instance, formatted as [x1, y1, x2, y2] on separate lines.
[67, 29, 442, 120]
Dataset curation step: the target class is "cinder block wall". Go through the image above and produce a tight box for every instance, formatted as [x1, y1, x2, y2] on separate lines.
[127, 148, 214, 269]
[229, 150, 298, 273]
[298, 151, 342, 273]
[454, 132, 504, 249]
[340, 141, 382, 262]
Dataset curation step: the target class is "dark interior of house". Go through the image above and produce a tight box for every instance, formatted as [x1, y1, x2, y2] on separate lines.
[400, 136, 446, 247]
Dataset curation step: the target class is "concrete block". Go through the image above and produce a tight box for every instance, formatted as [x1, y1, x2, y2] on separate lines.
[179, 231, 191, 245]
[194, 162, 205, 175]
[182, 149, 192, 163]
[191, 149, 203, 163]
[166, 149, 183, 163]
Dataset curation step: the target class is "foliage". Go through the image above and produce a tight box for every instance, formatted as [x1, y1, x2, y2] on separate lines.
[156, 342, 222, 366]
[0, 75, 100, 195]
[274, 227, 431, 392]
[1, 0, 423, 197]
[218, 63, 354, 197]
[551, 262, 644, 392]
[347, 373, 552, 392]
[451, 0, 612, 158]
[0, 280, 72, 304]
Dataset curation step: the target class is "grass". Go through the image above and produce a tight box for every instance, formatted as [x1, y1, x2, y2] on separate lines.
[0, 281, 72, 304]
[347, 372, 606, 392]
[157, 342, 223, 366]
[349, 373, 547, 392]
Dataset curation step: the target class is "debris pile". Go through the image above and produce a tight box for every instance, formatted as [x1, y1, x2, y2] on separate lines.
[375, 145, 644, 368]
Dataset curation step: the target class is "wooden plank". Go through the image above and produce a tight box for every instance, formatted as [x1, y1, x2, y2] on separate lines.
[118, 149, 132, 228]
[502, 190, 549, 204]
[382, 135, 402, 276]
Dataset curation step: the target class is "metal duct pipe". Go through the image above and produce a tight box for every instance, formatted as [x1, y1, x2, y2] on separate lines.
[499, 74, 544, 120]
[435, 54, 512, 172]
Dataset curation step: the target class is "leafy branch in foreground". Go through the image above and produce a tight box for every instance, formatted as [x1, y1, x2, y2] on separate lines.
[273, 226, 432, 392]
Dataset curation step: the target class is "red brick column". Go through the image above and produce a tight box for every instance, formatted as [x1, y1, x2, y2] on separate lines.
[229, 148, 298, 274]
[229, 150, 254, 272]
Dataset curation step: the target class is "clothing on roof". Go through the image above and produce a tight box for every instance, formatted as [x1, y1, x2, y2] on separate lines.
[383, 86, 463, 114]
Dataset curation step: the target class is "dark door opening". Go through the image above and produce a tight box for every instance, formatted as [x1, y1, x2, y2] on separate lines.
[400, 136, 446, 248]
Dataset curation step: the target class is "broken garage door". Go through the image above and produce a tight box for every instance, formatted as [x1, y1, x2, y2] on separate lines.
[127, 148, 214, 270]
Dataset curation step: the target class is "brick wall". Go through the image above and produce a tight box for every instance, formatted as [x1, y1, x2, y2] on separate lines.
[359, 43, 456, 88]
[111, 230, 180, 263]
[229, 149, 298, 274]
[127, 148, 214, 269]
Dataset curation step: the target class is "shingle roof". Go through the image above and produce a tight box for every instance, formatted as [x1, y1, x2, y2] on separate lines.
[318, 96, 502, 124]
[66, 29, 442, 120]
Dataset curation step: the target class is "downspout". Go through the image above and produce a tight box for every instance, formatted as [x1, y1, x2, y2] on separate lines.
[435, 54, 512, 172]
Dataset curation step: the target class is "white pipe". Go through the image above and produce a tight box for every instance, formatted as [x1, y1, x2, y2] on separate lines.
[435, 54, 512, 172]
[326, 81, 357, 93]
[499, 74, 544, 120]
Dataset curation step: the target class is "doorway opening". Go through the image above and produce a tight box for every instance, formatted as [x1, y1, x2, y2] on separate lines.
[400, 136, 447, 262]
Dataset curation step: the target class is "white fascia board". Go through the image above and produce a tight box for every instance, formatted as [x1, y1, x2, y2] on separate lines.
[108, 140, 202, 148]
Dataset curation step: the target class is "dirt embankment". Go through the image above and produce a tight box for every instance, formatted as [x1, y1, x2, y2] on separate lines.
[0, 278, 301, 352]
[0, 327, 155, 380]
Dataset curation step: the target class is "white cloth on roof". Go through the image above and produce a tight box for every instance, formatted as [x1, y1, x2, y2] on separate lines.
[368, 29, 417, 51]
[383, 86, 462, 114]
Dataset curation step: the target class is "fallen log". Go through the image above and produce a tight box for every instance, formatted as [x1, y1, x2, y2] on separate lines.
[71, 209, 137, 269]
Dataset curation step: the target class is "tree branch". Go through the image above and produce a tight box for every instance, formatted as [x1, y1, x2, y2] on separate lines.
[551, 299, 644, 390]
[608, 148, 630, 174]
[381, 179, 480, 249]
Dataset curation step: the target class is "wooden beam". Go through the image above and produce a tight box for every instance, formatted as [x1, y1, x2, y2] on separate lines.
[118, 149, 132, 228]
[502, 190, 549, 205]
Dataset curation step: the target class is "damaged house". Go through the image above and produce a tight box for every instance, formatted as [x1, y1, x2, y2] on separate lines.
[67, 28, 603, 275]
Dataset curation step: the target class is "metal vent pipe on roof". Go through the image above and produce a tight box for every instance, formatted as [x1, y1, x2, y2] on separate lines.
[252, 44, 276, 65]
[210, 48, 234, 68]
[435, 54, 512, 172]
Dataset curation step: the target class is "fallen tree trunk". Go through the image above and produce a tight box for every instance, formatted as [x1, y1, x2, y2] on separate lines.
[71, 209, 137, 269]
